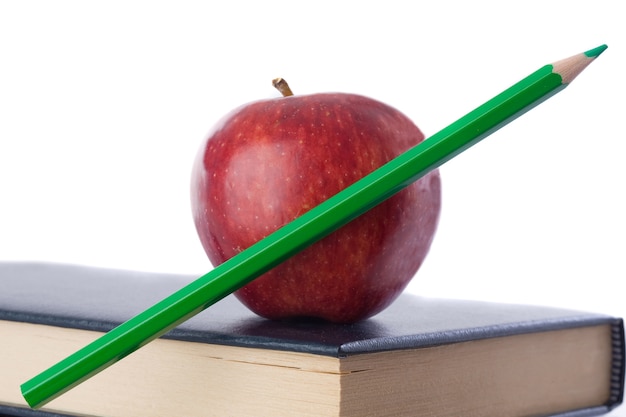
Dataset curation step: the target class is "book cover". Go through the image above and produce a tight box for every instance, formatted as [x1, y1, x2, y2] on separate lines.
[1, 262, 624, 417]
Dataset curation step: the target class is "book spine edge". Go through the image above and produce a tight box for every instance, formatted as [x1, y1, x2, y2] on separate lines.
[608, 318, 625, 409]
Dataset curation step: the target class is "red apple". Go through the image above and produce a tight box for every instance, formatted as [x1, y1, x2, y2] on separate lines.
[191, 80, 441, 323]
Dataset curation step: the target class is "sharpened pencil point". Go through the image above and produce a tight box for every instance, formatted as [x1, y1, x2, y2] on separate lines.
[584, 44, 608, 58]
[552, 45, 607, 84]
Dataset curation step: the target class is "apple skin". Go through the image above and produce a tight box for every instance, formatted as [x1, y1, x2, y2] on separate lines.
[191, 92, 441, 323]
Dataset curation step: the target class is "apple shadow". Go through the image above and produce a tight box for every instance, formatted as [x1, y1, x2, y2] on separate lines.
[169, 293, 581, 356]
[170, 294, 431, 356]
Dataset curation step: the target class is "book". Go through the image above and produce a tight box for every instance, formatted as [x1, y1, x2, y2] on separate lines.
[1, 261, 624, 417]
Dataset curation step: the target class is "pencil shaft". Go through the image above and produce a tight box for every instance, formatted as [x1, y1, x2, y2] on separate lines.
[21, 46, 605, 409]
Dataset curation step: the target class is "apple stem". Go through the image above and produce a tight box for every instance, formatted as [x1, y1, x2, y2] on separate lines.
[272, 78, 294, 97]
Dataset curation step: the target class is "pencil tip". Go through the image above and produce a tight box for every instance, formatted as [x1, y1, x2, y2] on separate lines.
[552, 44, 607, 84]
[584, 44, 608, 58]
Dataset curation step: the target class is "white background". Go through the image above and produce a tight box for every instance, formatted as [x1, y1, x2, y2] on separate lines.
[0, 2, 624, 410]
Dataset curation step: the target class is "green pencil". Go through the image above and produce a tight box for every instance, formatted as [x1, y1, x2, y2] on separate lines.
[21, 44, 607, 409]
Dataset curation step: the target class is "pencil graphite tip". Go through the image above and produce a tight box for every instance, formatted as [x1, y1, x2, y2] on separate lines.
[584, 44, 608, 58]
[552, 44, 607, 84]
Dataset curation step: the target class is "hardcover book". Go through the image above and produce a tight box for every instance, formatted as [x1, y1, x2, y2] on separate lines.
[1, 262, 624, 417]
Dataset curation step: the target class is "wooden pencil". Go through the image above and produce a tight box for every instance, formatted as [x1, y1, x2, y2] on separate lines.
[21, 44, 607, 409]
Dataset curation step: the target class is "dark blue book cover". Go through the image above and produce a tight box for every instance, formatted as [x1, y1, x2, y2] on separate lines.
[1, 262, 623, 417]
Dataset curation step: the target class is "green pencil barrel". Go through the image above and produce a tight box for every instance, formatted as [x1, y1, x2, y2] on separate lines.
[20, 46, 604, 410]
